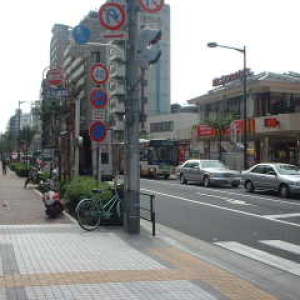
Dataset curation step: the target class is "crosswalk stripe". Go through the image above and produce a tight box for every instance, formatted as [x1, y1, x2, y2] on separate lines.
[260, 240, 300, 255]
[215, 241, 300, 277]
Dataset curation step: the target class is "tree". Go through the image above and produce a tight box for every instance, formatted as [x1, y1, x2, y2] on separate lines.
[204, 114, 237, 161]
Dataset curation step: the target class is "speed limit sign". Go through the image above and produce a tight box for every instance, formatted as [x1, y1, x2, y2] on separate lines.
[90, 63, 109, 85]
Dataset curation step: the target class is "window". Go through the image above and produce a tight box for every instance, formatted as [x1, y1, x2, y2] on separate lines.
[251, 165, 265, 174]
[264, 166, 276, 175]
[150, 121, 174, 133]
[101, 153, 109, 165]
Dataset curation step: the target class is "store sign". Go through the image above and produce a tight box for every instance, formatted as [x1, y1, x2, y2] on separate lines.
[212, 69, 253, 87]
[264, 118, 280, 127]
[197, 119, 255, 137]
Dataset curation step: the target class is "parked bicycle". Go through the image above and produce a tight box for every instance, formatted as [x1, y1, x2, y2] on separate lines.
[75, 180, 124, 231]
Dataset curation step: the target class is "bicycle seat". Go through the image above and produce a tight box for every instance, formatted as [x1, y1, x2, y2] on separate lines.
[92, 189, 103, 194]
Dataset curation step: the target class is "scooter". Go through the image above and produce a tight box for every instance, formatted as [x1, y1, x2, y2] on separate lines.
[41, 172, 64, 218]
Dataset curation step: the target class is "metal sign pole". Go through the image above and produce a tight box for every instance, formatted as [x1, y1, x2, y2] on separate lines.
[98, 145, 102, 183]
[124, 0, 141, 234]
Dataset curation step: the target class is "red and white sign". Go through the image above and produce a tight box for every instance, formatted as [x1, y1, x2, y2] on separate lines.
[46, 69, 64, 86]
[138, 0, 165, 13]
[90, 63, 109, 85]
[264, 118, 280, 128]
[213, 69, 253, 87]
[99, 3, 126, 31]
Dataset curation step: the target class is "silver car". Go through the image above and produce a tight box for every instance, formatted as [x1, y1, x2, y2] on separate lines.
[242, 163, 300, 198]
[179, 160, 241, 187]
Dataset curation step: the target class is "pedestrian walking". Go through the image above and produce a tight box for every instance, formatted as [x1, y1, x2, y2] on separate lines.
[2, 159, 7, 175]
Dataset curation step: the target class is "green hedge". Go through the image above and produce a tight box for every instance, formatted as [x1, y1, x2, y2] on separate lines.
[63, 177, 113, 215]
[9, 162, 30, 177]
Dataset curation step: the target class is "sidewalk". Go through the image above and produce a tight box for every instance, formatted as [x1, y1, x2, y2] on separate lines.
[0, 170, 291, 299]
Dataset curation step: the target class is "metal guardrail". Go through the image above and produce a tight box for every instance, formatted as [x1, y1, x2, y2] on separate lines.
[140, 192, 156, 236]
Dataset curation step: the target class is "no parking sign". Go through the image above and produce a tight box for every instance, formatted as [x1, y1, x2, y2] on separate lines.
[89, 121, 107, 142]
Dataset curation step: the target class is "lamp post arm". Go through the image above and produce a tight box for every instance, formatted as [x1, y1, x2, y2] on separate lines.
[215, 44, 245, 53]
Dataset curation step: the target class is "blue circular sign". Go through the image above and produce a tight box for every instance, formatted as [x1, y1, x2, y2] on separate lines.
[90, 88, 108, 109]
[72, 25, 91, 45]
[89, 121, 107, 142]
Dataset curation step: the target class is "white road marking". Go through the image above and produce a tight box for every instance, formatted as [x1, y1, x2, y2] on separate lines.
[215, 241, 300, 277]
[263, 213, 300, 219]
[260, 240, 300, 255]
[195, 193, 251, 206]
[141, 179, 300, 207]
[141, 188, 300, 228]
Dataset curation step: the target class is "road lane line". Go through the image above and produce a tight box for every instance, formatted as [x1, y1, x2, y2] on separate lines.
[141, 188, 300, 228]
[195, 193, 251, 206]
[263, 213, 300, 219]
[260, 240, 300, 255]
[141, 179, 300, 207]
[214, 241, 300, 277]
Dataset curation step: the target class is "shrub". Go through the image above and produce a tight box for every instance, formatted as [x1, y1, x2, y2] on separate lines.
[10, 162, 30, 177]
[63, 177, 112, 215]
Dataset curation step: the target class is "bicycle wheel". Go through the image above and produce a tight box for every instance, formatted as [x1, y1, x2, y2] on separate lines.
[76, 199, 101, 231]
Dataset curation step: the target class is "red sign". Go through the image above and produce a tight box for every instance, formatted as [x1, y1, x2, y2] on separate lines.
[213, 69, 253, 87]
[197, 125, 216, 137]
[46, 69, 64, 86]
[197, 119, 255, 137]
[99, 3, 126, 31]
[264, 118, 280, 128]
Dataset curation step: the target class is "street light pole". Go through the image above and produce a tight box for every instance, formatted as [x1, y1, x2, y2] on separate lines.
[207, 42, 248, 170]
[242, 46, 248, 170]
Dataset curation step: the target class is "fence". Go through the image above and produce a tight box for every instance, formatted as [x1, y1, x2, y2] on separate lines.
[140, 192, 156, 236]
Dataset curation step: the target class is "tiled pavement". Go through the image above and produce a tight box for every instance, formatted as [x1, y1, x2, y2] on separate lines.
[0, 169, 281, 299]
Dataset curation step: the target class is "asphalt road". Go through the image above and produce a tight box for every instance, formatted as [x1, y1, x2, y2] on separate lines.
[140, 178, 300, 274]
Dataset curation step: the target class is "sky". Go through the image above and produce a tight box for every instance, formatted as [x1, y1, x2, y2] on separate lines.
[0, 0, 299, 132]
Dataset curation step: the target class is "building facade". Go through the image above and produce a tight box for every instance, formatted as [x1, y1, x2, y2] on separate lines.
[189, 71, 300, 170]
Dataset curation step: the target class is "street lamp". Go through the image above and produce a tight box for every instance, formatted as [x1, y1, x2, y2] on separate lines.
[18, 100, 27, 161]
[207, 42, 248, 170]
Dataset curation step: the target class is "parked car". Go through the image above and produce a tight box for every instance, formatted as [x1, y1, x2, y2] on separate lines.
[242, 163, 300, 198]
[179, 159, 241, 187]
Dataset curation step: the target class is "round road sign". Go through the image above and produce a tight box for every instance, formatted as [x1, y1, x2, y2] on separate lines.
[90, 88, 109, 109]
[46, 69, 64, 86]
[90, 63, 109, 85]
[89, 121, 107, 142]
[99, 3, 126, 31]
[72, 25, 91, 45]
[138, 0, 165, 13]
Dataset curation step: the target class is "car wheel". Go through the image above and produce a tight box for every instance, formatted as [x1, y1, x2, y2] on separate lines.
[279, 184, 290, 198]
[180, 174, 187, 184]
[245, 181, 255, 193]
[203, 176, 210, 188]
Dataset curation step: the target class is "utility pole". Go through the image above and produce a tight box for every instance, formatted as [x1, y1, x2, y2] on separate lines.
[18, 101, 21, 162]
[124, 0, 141, 234]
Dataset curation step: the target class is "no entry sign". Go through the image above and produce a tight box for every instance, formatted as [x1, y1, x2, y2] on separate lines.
[90, 63, 109, 85]
[89, 121, 107, 142]
[90, 88, 108, 109]
[99, 3, 126, 31]
[138, 0, 164, 13]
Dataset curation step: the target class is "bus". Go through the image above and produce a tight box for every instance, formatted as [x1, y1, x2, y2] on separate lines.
[139, 139, 178, 179]
[114, 139, 178, 179]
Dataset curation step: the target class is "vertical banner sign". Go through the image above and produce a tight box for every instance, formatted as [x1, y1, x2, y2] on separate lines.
[99, 3, 126, 30]
[46, 69, 64, 86]
[138, 0, 165, 13]
[90, 63, 109, 85]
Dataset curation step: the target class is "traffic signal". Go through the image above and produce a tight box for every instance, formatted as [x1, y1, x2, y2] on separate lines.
[137, 29, 162, 70]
